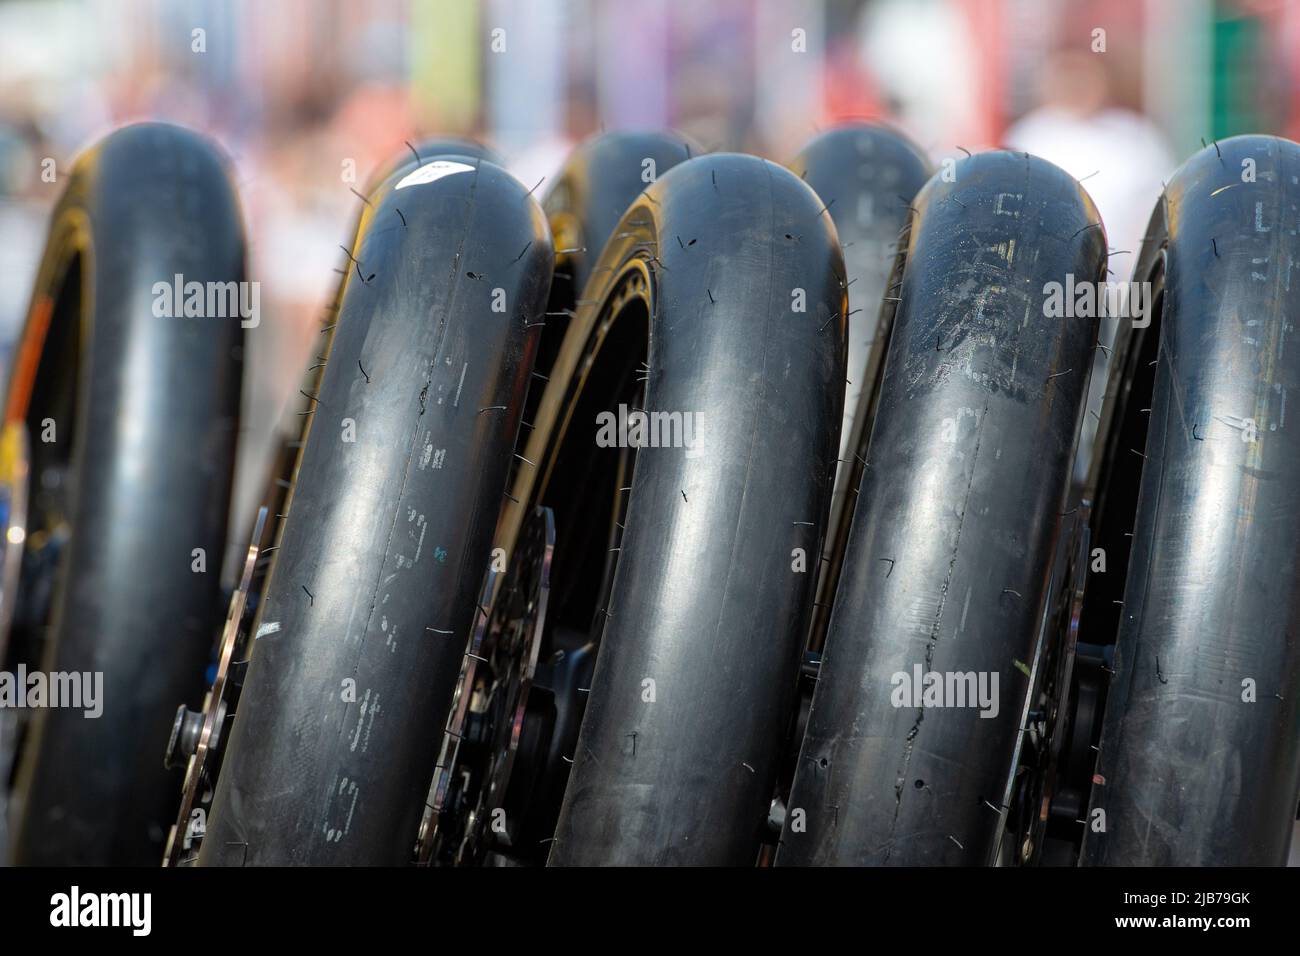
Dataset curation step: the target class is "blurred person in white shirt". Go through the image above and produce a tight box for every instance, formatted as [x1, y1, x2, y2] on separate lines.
[1005, 48, 1174, 261]
[1005, 48, 1176, 482]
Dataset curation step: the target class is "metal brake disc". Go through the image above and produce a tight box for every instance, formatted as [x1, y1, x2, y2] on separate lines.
[418, 505, 554, 865]
[163, 506, 268, 867]
[991, 499, 1092, 865]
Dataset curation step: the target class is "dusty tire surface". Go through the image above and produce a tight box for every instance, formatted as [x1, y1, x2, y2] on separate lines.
[1083, 135, 1300, 866]
[199, 158, 552, 865]
[779, 150, 1106, 866]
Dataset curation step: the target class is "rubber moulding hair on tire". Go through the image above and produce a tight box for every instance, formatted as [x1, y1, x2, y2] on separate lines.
[1082, 135, 1300, 866]
[778, 149, 1106, 866]
[502, 152, 847, 866]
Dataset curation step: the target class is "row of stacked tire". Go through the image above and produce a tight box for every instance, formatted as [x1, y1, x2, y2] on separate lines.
[2, 120, 1297, 866]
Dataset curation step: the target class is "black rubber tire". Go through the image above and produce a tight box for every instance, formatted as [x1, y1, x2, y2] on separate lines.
[778, 150, 1106, 866]
[543, 131, 698, 300]
[787, 123, 932, 651]
[198, 158, 553, 865]
[4, 123, 245, 865]
[499, 153, 846, 866]
[528, 131, 699, 419]
[332, 141, 502, 306]
[1082, 135, 1300, 866]
[330, 138, 502, 310]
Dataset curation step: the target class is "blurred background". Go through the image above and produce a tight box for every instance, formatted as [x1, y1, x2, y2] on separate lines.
[1, 0, 1297, 558]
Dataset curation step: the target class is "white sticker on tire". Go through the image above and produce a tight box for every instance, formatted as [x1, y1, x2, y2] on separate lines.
[394, 160, 475, 190]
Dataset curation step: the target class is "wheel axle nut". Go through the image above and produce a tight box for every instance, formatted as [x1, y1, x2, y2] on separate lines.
[164, 705, 205, 770]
